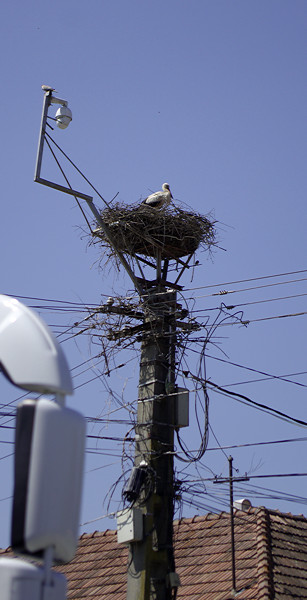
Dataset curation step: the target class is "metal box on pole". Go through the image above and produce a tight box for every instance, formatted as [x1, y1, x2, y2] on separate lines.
[117, 508, 143, 544]
[175, 387, 189, 428]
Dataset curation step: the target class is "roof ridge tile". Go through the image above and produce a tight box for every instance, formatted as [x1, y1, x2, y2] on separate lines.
[256, 507, 274, 600]
[265, 507, 307, 521]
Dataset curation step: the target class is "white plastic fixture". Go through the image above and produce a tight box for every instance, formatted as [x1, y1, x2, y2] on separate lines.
[117, 508, 143, 544]
[233, 498, 252, 511]
[0, 557, 67, 600]
[0, 295, 73, 395]
[12, 397, 86, 564]
[55, 106, 72, 129]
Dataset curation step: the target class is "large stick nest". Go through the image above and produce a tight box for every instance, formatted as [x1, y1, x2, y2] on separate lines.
[93, 203, 216, 260]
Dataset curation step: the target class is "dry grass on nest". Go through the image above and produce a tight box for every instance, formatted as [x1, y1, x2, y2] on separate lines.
[93, 203, 216, 260]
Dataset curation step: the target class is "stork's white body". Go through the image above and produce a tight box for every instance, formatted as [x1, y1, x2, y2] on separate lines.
[142, 183, 173, 209]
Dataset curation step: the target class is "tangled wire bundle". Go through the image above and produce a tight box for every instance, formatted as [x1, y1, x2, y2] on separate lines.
[94, 203, 216, 260]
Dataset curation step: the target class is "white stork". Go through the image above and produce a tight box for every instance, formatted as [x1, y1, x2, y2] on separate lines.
[142, 183, 173, 209]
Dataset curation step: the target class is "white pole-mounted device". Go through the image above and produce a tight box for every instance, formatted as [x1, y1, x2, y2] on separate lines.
[0, 295, 86, 599]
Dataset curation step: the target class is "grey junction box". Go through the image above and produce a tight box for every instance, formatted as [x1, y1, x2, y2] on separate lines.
[116, 508, 143, 544]
[175, 388, 189, 428]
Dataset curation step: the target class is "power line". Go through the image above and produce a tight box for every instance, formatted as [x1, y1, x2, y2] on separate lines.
[183, 371, 307, 427]
[4, 293, 99, 307]
[182, 472, 307, 484]
[185, 277, 307, 302]
[222, 371, 307, 388]
[206, 379, 307, 427]
[192, 292, 307, 314]
[201, 310, 307, 328]
[184, 270, 307, 293]
[205, 355, 307, 388]
[37, 290, 305, 326]
[215, 471, 307, 482]
[128, 271, 307, 302]
[205, 436, 307, 452]
[4, 269, 307, 307]
[237, 310, 307, 326]
[229, 481, 307, 505]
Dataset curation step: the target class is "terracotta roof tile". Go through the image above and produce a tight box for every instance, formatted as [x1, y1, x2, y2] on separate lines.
[2, 508, 307, 599]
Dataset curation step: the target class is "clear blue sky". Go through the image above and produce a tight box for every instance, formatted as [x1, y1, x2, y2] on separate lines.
[0, 0, 306, 548]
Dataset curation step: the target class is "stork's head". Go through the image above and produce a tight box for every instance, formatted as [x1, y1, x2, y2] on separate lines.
[162, 183, 173, 198]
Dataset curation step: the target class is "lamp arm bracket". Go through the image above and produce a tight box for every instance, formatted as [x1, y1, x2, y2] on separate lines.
[50, 96, 68, 107]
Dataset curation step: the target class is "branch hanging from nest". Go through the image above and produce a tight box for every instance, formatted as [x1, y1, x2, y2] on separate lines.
[91, 203, 217, 263]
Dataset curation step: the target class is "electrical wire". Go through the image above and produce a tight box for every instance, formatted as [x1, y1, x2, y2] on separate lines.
[205, 436, 307, 452]
[221, 371, 307, 388]
[45, 131, 111, 208]
[1, 266, 306, 523]
[205, 379, 307, 427]
[183, 269, 307, 293]
[184, 471, 307, 484]
[5, 269, 307, 307]
[187, 277, 307, 300]
[191, 292, 307, 314]
[204, 355, 307, 388]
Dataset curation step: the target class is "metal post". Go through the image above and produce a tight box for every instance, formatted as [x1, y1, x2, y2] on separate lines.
[34, 92, 52, 181]
[126, 288, 177, 600]
[34, 92, 144, 297]
[42, 546, 54, 588]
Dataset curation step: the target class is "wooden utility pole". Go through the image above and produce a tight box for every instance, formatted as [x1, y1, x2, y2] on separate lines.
[34, 88, 214, 600]
[126, 287, 177, 600]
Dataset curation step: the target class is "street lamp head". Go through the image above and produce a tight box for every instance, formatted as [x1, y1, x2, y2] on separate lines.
[55, 105, 72, 129]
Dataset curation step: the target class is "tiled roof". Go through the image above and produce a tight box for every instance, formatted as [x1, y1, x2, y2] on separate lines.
[2, 507, 307, 599]
[269, 510, 307, 599]
[57, 529, 128, 600]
